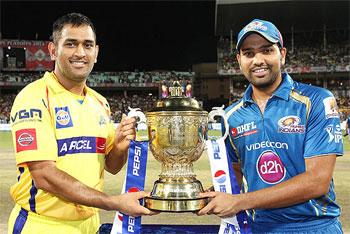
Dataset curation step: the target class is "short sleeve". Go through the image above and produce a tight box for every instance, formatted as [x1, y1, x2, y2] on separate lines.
[104, 101, 115, 155]
[304, 92, 343, 158]
[11, 92, 58, 165]
[225, 132, 239, 163]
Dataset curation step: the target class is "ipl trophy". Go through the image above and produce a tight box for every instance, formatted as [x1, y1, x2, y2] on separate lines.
[144, 81, 209, 212]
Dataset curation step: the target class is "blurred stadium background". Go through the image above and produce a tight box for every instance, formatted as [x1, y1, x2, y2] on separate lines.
[0, 0, 349, 233]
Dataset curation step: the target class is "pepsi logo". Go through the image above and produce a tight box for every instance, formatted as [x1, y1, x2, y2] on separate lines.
[128, 187, 140, 193]
[118, 214, 123, 221]
[214, 170, 226, 184]
[56, 109, 70, 126]
[18, 132, 34, 146]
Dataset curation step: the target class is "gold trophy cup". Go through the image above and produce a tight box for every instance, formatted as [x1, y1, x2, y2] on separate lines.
[144, 81, 208, 212]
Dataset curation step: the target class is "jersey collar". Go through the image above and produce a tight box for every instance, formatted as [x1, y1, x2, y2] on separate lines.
[242, 72, 294, 105]
[44, 71, 89, 96]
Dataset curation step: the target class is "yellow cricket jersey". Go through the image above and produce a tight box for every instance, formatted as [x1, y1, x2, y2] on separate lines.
[10, 71, 116, 221]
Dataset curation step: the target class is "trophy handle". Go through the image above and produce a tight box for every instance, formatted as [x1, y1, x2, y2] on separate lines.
[127, 107, 149, 141]
[208, 105, 229, 140]
[127, 107, 147, 123]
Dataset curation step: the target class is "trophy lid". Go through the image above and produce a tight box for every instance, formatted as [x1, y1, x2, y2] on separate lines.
[149, 81, 204, 112]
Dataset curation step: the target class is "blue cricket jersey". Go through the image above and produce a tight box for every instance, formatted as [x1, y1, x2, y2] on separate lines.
[225, 73, 343, 228]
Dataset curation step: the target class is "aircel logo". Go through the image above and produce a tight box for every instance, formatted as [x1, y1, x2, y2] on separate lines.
[256, 151, 286, 184]
[231, 121, 257, 139]
[57, 137, 106, 156]
[278, 116, 305, 134]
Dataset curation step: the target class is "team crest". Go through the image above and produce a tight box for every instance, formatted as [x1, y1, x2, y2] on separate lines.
[278, 116, 305, 134]
[55, 107, 73, 129]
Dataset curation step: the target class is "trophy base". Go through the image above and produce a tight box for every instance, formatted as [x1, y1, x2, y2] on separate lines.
[144, 196, 208, 212]
[144, 178, 208, 212]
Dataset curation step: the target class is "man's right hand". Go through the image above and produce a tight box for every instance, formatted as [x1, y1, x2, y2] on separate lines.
[110, 191, 158, 217]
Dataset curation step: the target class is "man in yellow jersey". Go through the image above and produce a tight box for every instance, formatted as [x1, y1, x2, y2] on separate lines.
[8, 13, 156, 234]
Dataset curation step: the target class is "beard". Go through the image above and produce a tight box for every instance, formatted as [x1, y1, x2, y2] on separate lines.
[245, 66, 280, 89]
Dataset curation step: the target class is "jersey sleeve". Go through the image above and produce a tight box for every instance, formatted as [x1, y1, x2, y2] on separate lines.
[10, 91, 58, 165]
[105, 101, 115, 155]
[303, 91, 343, 158]
[225, 128, 239, 163]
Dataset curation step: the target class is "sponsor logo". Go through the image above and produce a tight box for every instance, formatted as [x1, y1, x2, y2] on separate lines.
[278, 116, 305, 134]
[214, 170, 227, 184]
[231, 121, 257, 139]
[246, 141, 288, 151]
[55, 107, 73, 129]
[128, 216, 136, 233]
[126, 187, 140, 233]
[18, 133, 34, 146]
[256, 151, 286, 184]
[128, 187, 140, 193]
[118, 214, 123, 221]
[99, 115, 107, 126]
[211, 140, 221, 159]
[57, 136, 106, 156]
[219, 184, 226, 193]
[325, 124, 343, 143]
[133, 146, 141, 176]
[323, 97, 339, 119]
[244, 21, 267, 32]
[11, 109, 42, 124]
[15, 128, 38, 152]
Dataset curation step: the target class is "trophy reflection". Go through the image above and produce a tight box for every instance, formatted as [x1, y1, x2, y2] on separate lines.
[144, 81, 208, 212]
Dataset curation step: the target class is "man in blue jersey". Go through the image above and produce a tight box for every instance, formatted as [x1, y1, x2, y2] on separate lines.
[345, 114, 350, 140]
[198, 19, 343, 233]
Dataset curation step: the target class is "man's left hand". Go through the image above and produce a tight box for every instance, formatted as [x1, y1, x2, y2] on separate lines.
[197, 192, 243, 218]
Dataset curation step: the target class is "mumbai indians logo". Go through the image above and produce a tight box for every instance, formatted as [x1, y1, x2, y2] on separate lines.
[244, 21, 267, 32]
[214, 170, 227, 184]
[278, 116, 305, 134]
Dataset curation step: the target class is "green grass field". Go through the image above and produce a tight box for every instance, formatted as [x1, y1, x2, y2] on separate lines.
[1, 131, 349, 232]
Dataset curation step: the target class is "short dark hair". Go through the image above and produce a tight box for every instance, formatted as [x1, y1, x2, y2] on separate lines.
[51, 13, 96, 44]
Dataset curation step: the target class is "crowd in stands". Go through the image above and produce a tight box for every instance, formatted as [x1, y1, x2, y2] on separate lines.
[0, 92, 159, 124]
[86, 71, 194, 87]
[217, 35, 350, 74]
[0, 70, 194, 87]
[0, 93, 15, 123]
[0, 72, 42, 84]
[107, 93, 158, 122]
